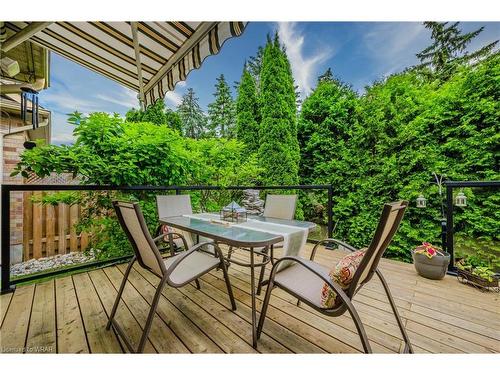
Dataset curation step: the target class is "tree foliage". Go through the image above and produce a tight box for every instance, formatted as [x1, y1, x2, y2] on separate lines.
[258, 34, 300, 186]
[177, 88, 207, 139]
[416, 22, 498, 80]
[13, 113, 261, 258]
[236, 67, 261, 153]
[125, 99, 182, 132]
[299, 52, 500, 261]
[207, 74, 236, 138]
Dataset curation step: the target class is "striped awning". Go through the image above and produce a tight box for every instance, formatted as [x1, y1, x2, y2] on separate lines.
[4, 21, 247, 107]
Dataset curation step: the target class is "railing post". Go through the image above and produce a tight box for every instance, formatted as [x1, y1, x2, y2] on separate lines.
[1, 185, 14, 294]
[445, 184, 454, 272]
[327, 185, 333, 238]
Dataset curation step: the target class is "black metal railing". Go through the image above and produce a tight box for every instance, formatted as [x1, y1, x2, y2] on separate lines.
[444, 180, 500, 273]
[1, 184, 333, 294]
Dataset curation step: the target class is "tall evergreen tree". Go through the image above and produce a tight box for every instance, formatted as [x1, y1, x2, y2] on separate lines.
[177, 88, 206, 139]
[247, 46, 264, 89]
[207, 74, 236, 138]
[317, 67, 334, 84]
[258, 34, 300, 185]
[416, 22, 498, 79]
[236, 66, 260, 153]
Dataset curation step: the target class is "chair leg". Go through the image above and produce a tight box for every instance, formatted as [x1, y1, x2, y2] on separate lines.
[347, 305, 372, 353]
[376, 270, 414, 353]
[256, 279, 274, 339]
[220, 257, 237, 311]
[339, 296, 372, 353]
[136, 276, 168, 353]
[107, 257, 135, 330]
[195, 278, 201, 290]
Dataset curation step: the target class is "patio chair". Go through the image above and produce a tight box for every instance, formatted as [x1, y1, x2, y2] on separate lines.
[154, 195, 194, 256]
[107, 201, 236, 353]
[227, 194, 297, 294]
[256, 201, 414, 353]
[262, 194, 298, 220]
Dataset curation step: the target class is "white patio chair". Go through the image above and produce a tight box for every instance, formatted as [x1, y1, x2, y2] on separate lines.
[154, 195, 195, 255]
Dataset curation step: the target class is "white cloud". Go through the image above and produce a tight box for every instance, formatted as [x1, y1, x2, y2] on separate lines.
[95, 87, 140, 109]
[40, 88, 102, 114]
[362, 23, 429, 77]
[49, 112, 75, 145]
[51, 132, 76, 144]
[164, 90, 183, 108]
[277, 22, 333, 98]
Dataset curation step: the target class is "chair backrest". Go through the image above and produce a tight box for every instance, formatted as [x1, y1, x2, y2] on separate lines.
[156, 195, 193, 218]
[263, 194, 297, 220]
[113, 201, 165, 277]
[348, 201, 408, 295]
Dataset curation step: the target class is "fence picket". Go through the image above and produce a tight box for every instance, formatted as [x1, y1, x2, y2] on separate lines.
[58, 203, 68, 254]
[69, 205, 79, 252]
[32, 192, 43, 259]
[46, 203, 56, 256]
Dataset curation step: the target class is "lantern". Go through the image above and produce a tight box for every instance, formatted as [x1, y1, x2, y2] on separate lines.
[416, 194, 427, 208]
[455, 192, 467, 207]
[220, 201, 247, 223]
[20, 87, 39, 129]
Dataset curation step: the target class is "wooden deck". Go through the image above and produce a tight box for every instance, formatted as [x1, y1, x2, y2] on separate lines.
[1, 243, 499, 354]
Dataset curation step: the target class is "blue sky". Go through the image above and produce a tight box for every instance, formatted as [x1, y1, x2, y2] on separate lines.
[39, 22, 500, 145]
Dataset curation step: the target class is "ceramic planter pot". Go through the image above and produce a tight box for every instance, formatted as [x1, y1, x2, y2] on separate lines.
[412, 250, 450, 280]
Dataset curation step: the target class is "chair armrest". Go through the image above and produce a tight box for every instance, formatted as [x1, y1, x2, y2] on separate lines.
[309, 238, 359, 261]
[153, 231, 188, 249]
[270, 256, 353, 310]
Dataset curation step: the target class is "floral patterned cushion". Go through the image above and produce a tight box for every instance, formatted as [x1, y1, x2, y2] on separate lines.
[320, 250, 366, 309]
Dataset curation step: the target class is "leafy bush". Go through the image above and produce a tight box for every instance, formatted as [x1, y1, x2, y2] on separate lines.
[298, 53, 500, 261]
[13, 113, 262, 259]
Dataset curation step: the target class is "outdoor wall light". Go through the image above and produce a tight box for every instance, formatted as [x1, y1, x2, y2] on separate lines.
[455, 191, 467, 207]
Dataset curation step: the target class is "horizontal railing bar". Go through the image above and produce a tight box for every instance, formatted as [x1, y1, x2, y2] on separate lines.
[1, 184, 332, 192]
[443, 181, 500, 188]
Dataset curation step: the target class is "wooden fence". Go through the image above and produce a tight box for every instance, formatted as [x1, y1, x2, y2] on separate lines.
[22, 191, 89, 261]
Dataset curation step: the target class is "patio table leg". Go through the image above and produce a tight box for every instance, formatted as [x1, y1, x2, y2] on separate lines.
[256, 245, 272, 295]
[250, 246, 257, 348]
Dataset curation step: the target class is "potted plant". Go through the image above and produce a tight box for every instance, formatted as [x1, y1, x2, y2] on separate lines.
[412, 242, 450, 280]
[456, 255, 499, 292]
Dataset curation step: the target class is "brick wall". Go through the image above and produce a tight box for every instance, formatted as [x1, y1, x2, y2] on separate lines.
[1, 115, 26, 247]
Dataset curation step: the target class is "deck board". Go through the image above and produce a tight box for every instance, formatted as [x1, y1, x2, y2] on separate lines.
[88, 269, 156, 353]
[71, 272, 122, 353]
[25, 280, 57, 353]
[1, 243, 499, 354]
[55, 277, 89, 353]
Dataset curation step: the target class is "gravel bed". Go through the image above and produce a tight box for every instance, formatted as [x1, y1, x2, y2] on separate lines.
[10, 252, 95, 276]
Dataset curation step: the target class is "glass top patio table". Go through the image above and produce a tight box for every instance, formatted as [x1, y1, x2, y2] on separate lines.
[159, 213, 316, 349]
[159, 214, 315, 247]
